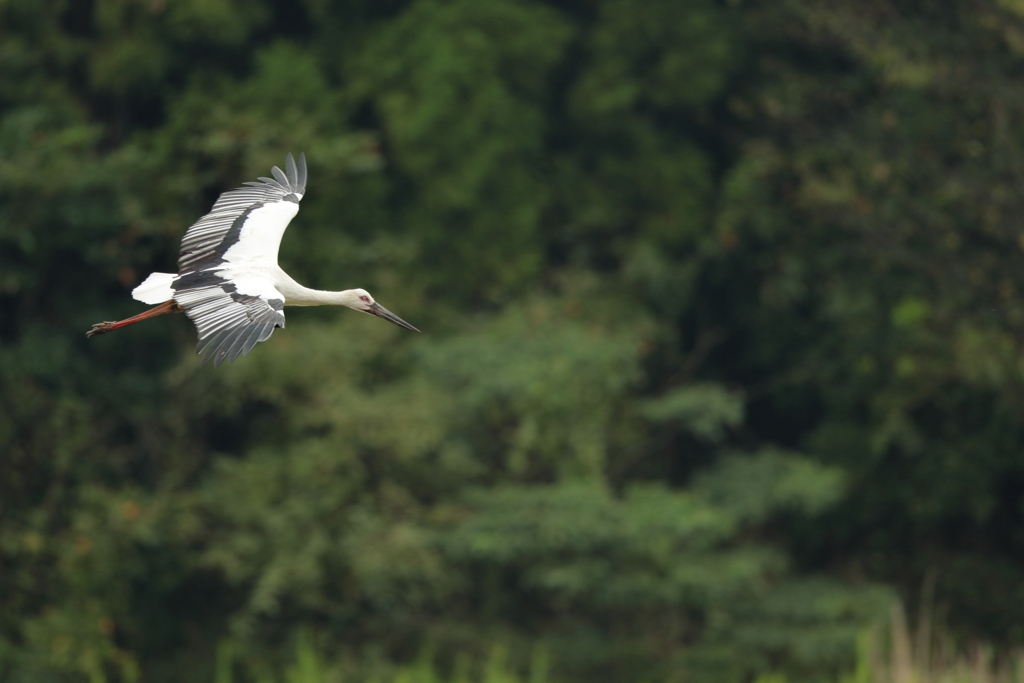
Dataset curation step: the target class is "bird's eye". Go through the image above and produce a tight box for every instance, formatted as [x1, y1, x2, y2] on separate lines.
[360, 296, 370, 303]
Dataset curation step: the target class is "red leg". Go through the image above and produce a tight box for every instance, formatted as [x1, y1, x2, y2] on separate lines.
[87, 300, 182, 337]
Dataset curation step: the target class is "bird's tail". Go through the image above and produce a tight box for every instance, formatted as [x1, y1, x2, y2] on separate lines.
[132, 272, 176, 305]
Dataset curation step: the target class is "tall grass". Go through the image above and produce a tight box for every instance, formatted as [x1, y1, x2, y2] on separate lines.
[860, 601, 1024, 683]
[758, 600, 1024, 683]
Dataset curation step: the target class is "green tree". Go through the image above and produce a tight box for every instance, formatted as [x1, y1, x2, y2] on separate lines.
[10, 0, 1024, 681]
[713, 0, 1024, 643]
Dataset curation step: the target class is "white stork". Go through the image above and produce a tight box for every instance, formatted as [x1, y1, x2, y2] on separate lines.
[88, 153, 419, 367]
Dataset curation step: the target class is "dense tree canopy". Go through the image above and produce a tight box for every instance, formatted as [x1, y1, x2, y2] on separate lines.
[2, 0, 1024, 681]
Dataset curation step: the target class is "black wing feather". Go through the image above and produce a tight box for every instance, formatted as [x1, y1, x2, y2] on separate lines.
[174, 279, 286, 368]
[271, 166, 289, 187]
[285, 154, 298, 189]
[296, 153, 307, 195]
[239, 323, 270, 357]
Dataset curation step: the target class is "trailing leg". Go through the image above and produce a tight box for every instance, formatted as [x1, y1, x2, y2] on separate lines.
[87, 300, 182, 337]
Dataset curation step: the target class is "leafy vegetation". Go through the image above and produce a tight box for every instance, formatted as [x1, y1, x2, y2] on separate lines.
[3, 0, 1024, 681]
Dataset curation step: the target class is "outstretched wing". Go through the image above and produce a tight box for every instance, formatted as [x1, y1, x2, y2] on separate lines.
[172, 271, 286, 368]
[170, 153, 307, 366]
[178, 152, 308, 273]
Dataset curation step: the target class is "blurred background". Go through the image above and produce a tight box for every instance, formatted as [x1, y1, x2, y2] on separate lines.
[3, 0, 1024, 681]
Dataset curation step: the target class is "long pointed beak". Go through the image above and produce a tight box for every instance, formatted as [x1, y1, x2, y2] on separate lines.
[368, 301, 420, 332]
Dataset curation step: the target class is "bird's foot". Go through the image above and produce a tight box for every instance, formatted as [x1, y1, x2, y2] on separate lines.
[86, 322, 116, 338]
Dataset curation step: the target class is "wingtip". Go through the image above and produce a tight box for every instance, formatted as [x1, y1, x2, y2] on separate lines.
[270, 164, 290, 189]
[285, 153, 298, 189]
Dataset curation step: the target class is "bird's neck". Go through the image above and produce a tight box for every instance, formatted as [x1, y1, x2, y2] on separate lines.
[280, 282, 362, 308]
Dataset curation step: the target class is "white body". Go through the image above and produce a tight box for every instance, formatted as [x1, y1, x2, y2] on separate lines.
[133, 266, 365, 308]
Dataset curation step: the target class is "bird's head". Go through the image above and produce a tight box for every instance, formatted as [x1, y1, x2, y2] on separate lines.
[351, 289, 420, 332]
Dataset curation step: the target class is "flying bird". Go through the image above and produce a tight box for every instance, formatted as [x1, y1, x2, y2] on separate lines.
[87, 153, 419, 366]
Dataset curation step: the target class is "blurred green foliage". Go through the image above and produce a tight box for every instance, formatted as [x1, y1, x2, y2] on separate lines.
[3, 0, 1024, 681]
